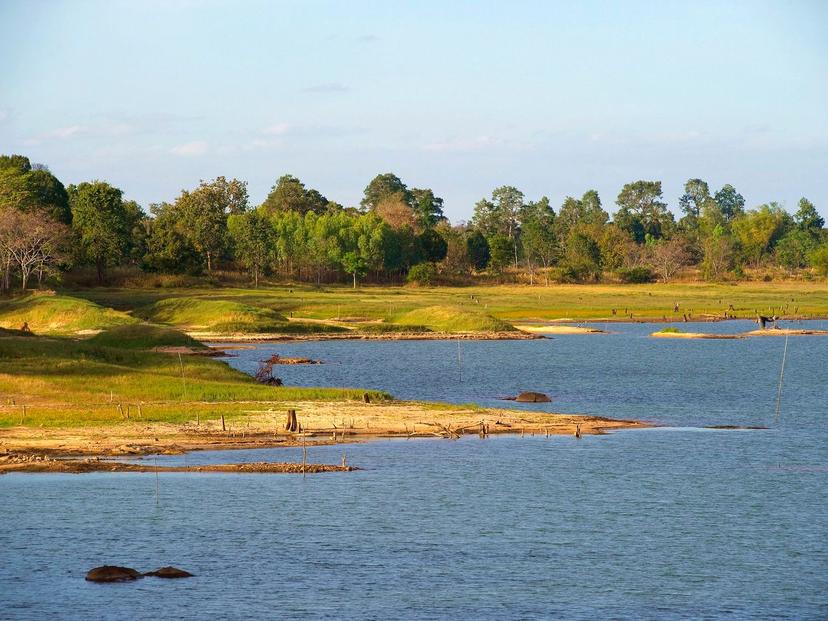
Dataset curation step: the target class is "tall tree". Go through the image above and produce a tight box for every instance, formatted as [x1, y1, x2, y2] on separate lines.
[472, 186, 525, 267]
[410, 188, 446, 228]
[68, 181, 132, 283]
[678, 178, 711, 219]
[614, 180, 674, 243]
[228, 210, 275, 287]
[794, 197, 824, 235]
[713, 184, 745, 222]
[361, 173, 413, 211]
[260, 174, 327, 215]
[176, 177, 248, 273]
[520, 197, 557, 283]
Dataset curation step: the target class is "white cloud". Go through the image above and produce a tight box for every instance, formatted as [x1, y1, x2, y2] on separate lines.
[422, 135, 502, 153]
[0, 109, 8, 122]
[170, 140, 208, 156]
[262, 122, 291, 136]
[50, 125, 84, 139]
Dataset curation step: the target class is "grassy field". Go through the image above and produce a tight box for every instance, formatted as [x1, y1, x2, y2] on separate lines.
[0, 331, 388, 429]
[73, 281, 828, 328]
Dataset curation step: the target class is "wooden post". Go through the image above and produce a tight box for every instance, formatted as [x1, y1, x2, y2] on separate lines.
[20, 404, 26, 425]
[221, 414, 226, 432]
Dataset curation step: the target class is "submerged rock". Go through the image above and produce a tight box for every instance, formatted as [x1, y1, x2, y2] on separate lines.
[144, 566, 194, 579]
[515, 391, 551, 403]
[85, 566, 143, 582]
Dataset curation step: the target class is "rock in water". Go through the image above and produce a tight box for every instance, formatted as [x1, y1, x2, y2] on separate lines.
[515, 391, 551, 403]
[144, 566, 194, 578]
[85, 566, 143, 582]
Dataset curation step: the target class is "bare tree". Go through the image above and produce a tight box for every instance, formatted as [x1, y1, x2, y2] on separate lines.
[649, 237, 692, 281]
[0, 208, 70, 291]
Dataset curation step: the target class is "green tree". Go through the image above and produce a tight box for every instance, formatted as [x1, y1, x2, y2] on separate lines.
[614, 180, 674, 243]
[176, 177, 248, 273]
[342, 251, 367, 288]
[228, 211, 276, 287]
[678, 178, 711, 219]
[809, 243, 828, 276]
[472, 186, 524, 267]
[713, 184, 745, 222]
[485, 234, 513, 275]
[561, 229, 602, 281]
[794, 197, 824, 235]
[143, 202, 203, 274]
[775, 229, 815, 270]
[261, 174, 328, 215]
[361, 173, 413, 211]
[0, 155, 71, 224]
[418, 228, 448, 263]
[520, 197, 557, 283]
[466, 231, 490, 271]
[68, 181, 132, 283]
[731, 203, 791, 268]
[410, 187, 446, 228]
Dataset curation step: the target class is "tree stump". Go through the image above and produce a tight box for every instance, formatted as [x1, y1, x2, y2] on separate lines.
[285, 409, 298, 432]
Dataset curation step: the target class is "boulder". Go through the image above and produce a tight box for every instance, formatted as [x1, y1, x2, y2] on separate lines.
[144, 566, 194, 579]
[85, 566, 143, 583]
[515, 391, 551, 403]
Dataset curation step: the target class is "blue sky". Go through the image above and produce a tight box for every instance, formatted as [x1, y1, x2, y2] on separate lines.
[1, 0, 826, 221]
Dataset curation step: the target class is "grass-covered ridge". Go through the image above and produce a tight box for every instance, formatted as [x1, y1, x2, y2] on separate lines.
[0, 294, 137, 335]
[135, 296, 344, 334]
[88, 323, 207, 350]
[0, 335, 390, 428]
[76, 281, 828, 330]
[390, 305, 516, 333]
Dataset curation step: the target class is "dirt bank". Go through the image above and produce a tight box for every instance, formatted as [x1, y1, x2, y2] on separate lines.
[515, 324, 608, 335]
[650, 331, 744, 339]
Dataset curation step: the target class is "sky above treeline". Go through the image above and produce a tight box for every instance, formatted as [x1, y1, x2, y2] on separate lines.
[1, 0, 827, 221]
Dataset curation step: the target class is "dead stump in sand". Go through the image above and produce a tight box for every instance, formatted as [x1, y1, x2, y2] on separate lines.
[144, 566, 194, 579]
[515, 391, 551, 403]
[85, 566, 143, 582]
[285, 409, 299, 432]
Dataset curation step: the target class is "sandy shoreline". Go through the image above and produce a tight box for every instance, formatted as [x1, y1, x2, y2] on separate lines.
[0, 401, 647, 473]
[188, 330, 542, 342]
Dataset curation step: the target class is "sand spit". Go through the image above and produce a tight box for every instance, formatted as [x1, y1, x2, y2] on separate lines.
[515, 324, 608, 335]
[187, 331, 542, 342]
[0, 401, 647, 470]
[650, 331, 744, 340]
[0, 456, 354, 474]
[743, 328, 828, 337]
[652, 328, 828, 339]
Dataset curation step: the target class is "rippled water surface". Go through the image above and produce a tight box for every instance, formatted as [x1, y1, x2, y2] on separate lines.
[2, 321, 827, 620]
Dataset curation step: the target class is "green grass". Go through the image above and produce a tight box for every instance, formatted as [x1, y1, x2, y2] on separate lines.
[0, 334, 390, 428]
[74, 281, 828, 333]
[135, 296, 345, 334]
[657, 327, 682, 333]
[0, 294, 137, 335]
[390, 305, 516, 332]
[88, 324, 207, 350]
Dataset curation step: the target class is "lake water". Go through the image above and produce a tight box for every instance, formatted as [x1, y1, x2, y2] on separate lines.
[2, 321, 826, 619]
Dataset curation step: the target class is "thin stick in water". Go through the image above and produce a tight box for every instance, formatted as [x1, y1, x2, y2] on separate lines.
[774, 334, 789, 423]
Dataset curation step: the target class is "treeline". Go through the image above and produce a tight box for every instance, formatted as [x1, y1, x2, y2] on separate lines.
[1, 153, 826, 292]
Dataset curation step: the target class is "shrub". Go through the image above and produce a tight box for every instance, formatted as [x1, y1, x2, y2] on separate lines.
[810, 243, 828, 276]
[618, 267, 655, 283]
[407, 262, 437, 286]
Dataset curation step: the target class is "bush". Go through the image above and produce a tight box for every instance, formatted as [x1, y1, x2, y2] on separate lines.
[810, 244, 828, 276]
[407, 262, 437, 286]
[618, 267, 655, 283]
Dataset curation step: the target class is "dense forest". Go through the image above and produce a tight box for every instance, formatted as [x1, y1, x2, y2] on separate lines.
[1, 152, 826, 292]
